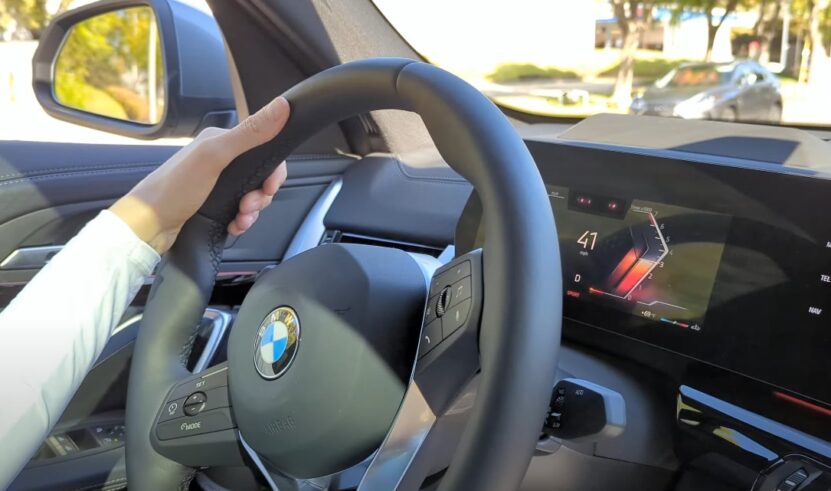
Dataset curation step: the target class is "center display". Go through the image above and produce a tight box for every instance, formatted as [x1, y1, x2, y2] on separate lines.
[549, 186, 732, 333]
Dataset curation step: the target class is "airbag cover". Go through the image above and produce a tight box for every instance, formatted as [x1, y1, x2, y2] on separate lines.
[227, 243, 425, 478]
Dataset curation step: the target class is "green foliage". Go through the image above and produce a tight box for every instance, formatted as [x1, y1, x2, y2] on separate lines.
[600, 57, 689, 82]
[53, 7, 164, 123]
[488, 63, 580, 83]
[0, 0, 47, 37]
[55, 71, 128, 120]
[665, 0, 755, 17]
[0, 0, 72, 38]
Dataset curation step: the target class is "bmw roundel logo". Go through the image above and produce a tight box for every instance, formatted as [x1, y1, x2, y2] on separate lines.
[253, 306, 300, 380]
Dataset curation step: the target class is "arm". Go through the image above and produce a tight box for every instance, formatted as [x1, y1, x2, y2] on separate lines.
[0, 97, 290, 489]
[0, 211, 159, 488]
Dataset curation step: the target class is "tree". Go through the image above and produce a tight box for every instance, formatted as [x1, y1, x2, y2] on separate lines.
[610, 0, 657, 106]
[671, 0, 746, 61]
[0, 0, 73, 39]
[790, 0, 831, 83]
[806, 0, 831, 83]
[752, 0, 784, 62]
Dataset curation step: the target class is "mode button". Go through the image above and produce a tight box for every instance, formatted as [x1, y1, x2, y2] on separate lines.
[156, 408, 235, 441]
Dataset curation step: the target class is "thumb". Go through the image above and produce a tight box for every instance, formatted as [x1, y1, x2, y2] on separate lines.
[219, 96, 290, 161]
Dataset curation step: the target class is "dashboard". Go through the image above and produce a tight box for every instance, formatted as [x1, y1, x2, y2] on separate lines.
[457, 138, 831, 439]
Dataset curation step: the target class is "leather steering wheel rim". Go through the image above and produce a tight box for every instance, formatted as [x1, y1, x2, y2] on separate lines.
[126, 58, 562, 491]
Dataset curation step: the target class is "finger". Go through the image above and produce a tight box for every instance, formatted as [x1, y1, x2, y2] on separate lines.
[227, 210, 260, 236]
[238, 189, 275, 214]
[238, 210, 260, 231]
[262, 162, 288, 196]
[219, 97, 290, 161]
[227, 220, 245, 237]
[238, 190, 268, 214]
[258, 194, 274, 210]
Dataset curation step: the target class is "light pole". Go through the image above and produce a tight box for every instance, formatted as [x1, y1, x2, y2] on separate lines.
[781, 0, 790, 67]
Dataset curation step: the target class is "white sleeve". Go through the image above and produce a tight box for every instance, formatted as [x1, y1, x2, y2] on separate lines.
[0, 210, 160, 490]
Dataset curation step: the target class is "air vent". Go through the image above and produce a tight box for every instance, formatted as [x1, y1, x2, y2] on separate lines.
[320, 230, 444, 258]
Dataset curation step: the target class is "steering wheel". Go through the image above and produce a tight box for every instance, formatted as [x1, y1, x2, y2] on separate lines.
[126, 58, 561, 491]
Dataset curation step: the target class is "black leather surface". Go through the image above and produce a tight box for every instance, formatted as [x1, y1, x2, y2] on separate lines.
[323, 155, 472, 246]
[126, 215, 223, 490]
[228, 244, 424, 477]
[131, 58, 561, 490]
[0, 142, 179, 225]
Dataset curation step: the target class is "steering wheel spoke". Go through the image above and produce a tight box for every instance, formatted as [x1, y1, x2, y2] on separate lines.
[358, 250, 484, 490]
[245, 250, 485, 491]
[242, 447, 343, 491]
[150, 362, 246, 467]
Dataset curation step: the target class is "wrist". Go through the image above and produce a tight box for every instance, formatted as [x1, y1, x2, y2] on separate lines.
[109, 196, 171, 254]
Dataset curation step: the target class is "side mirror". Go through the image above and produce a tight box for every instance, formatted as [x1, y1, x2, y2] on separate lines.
[32, 0, 236, 139]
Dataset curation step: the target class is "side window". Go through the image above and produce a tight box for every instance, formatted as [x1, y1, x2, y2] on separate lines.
[0, 1, 211, 145]
[734, 66, 756, 86]
[732, 66, 747, 85]
[752, 69, 768, 84]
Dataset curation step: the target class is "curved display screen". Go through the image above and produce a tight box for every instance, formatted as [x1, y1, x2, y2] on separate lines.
[457, 140, 831, 407]
[551, 186, 731, 333]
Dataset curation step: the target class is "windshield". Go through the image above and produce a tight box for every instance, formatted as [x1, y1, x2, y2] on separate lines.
[373, 0, 831, 127]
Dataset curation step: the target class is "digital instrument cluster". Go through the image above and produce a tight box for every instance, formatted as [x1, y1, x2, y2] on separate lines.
[550, 186, 731, 334]
[457, 140, 831, 406]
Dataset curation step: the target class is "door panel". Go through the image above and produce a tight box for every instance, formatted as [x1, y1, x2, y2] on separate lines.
[0, 140, 355, 491]
[0, 141, 354, 291]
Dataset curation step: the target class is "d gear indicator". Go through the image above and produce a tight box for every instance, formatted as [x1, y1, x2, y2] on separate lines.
[550, 186, 731, 332]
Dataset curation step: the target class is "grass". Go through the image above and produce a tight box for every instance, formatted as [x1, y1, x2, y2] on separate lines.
[493, 93, 626, 117]
[485, 51, 690, 85]
[488, 63, 580, 83]
[598, 57, 690, 83]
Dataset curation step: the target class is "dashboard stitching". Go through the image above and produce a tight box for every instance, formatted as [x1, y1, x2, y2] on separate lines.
[0, 154, 351, 183]
[0, 166, 161, 188]
[390, 157, 470, 185]
[0, 161, 166, 181]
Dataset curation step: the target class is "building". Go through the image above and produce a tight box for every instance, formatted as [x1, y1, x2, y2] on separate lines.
[596, 6, 759, 62]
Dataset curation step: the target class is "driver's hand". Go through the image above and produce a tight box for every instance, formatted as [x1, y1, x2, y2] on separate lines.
[110, 96, 290, 254]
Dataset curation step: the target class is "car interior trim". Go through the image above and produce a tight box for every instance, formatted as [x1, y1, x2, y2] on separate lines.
[283, 177, 343, 260]
[193, 309, 234, 373]
[358, 381, 438, 491]
[111, 313, 144, 337]
[240, 435, 279, 491]
[680, 386, 831, 460]
[0, 245, 64, 270]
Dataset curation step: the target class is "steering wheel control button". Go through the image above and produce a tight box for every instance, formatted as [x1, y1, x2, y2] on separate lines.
[425, 294, 440, 325]
[442, 298, 471, 337]
[253, 306, 300, 380]
[448, 276, 472, 308]
[203, 386, 231, 411]
[429, 260, 471, 296]
[156, 407, 236, 441]
[418, 318, 443, 358]
[183, 392, 207, 416]
[159, 397, 186, 423]
[168, 367, 228, 401]
[436, 287, 452, 317]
